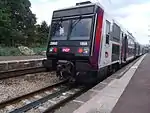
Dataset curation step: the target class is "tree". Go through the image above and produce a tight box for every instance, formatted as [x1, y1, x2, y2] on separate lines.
[8, 0, 36, 31]
[40, 21, 49, 33]
[8, 0, 36, 44]
[0, 0, 37, 46]
[35, 21, 49, 45]
[0, 0, 12, 46]
[0, 0, 49, 47]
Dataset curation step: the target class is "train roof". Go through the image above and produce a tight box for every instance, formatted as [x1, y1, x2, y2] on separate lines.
[53, 1, 104, 12]
[53, 2, 96, 13]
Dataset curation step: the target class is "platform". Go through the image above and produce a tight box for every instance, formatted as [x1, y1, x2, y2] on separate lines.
[0, 56, 45, 61]
[0, 56, 46, 72]
[54, 54, 149, 113]
[73, 54, 148, 113]
[111, 54, 150, 113]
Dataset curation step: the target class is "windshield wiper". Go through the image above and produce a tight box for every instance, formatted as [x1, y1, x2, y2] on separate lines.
[69, 18, 81, 36]
[71, 18, 81, 28]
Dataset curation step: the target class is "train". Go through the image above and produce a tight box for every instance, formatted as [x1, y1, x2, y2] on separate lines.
[43, 1, 147, 84]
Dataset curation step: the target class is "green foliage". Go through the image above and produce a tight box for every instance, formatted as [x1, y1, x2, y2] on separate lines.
[0, 46, 22, 56]
[0, 0, 49, 48]
[32, 46, 47, 54]
[0, 46, 46, 56]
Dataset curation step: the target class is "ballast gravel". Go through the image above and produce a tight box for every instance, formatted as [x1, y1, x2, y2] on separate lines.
[0, 72, 59, 103]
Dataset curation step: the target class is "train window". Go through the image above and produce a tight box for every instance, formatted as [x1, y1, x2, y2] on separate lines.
[128, 47, 134, 57]
[105, 20, 110, 44]
[106, 34, 109, 44]
[128, 37, 134, 48]
[53, 6, 95, 18]
[112, 23, 121, 42]
[112, 44, 120, 61]
[69, 18, 92, 40]
[51, 20, 69, 40]
[122, 32, 124, 38]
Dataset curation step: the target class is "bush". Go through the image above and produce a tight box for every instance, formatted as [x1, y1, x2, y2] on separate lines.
[0, 45, 47, 56]
[32, 47, 46, 54]
[0, 47, 22, 56]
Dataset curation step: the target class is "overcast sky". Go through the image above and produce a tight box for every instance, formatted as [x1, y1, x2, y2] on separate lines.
[30, 0, 150, 44]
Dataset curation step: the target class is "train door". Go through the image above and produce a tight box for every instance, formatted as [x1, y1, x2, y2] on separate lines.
[135, 43, 137, 57]
[121, 34, 127, 63]
[104, 20, 111, 65]
[99, 19, 111, 68]
[124, 34, 128, 62]
[121, 32, 124, 62]
[111, 22, 121, 64]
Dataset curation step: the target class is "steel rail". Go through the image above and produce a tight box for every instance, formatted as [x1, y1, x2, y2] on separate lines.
[43, 87, 87, 113]
[10, 86, 71, 113]
[0, 79, 68, 109]
[0, 67, 47, 80]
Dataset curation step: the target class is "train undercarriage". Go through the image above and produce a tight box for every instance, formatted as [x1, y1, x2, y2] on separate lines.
[43, 59, 123, 84]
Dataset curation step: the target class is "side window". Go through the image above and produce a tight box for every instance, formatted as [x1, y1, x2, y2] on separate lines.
[122, 32, 124, 38]
[112, 22, 121, 42]
[105, 20, 111, 44]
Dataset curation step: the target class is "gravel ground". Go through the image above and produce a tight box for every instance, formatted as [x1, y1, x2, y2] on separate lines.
[0, 72, 59, 103]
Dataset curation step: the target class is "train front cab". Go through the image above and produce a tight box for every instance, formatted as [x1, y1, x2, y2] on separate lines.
[44, 2, 106, 83]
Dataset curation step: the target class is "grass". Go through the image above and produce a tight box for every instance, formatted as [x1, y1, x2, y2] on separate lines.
[0, 46, 47, 56]
[32, 47, 46, 55]
[0, 47, 22, 56]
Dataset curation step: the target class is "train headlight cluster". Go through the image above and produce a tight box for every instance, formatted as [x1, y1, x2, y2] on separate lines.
[49, 47, 89, 54]
[78, 47, 89, 54]
[49, 47, 58, 53]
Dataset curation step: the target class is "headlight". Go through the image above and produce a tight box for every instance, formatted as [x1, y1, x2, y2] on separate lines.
[49, 47, 57, 53]
[83, 47, 89, 54]
[78, 47, 89, 54]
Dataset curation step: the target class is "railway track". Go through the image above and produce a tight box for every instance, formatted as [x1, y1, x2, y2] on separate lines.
[0, 80, 80, 113]
[0, 57, 142, 113]
[0, 67, 47, 80]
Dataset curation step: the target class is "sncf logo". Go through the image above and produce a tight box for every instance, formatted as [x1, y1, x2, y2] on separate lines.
[62, 48, 70, 52]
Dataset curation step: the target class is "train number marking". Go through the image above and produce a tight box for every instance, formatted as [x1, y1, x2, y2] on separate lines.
[50, 42, 58, 45]
[80, 42, 88, 46]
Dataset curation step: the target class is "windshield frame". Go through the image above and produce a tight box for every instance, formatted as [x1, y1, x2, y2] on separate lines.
[49, 15, 95, 41]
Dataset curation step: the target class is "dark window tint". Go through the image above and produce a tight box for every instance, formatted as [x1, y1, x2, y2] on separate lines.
[51, 20, 69, 40]
[112, 23, 121, 42]
[69, 18, 92, 40]
[112, 44, 120, 61]
[128, 37, 135, 48]
[105, 20, 110, 44]
[106, 34, 109, 44]
[128, 48, 134, 57]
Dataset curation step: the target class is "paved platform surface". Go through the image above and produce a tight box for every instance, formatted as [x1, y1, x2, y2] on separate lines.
[72, 54, 146, 113]
[0, 56, 45, 61]
[111, 54, 150, 113]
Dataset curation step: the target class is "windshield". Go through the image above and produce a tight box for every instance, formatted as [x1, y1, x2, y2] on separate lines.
[50, 18, 92, 40]
[51, 20, 69, 40]
[69, 18, 92, 40]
